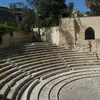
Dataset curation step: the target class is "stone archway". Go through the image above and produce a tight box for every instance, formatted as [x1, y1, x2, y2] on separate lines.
[85, 27, 95, 40]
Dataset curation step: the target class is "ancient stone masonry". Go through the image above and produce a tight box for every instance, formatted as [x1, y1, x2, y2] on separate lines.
[0, 42, 100, 100]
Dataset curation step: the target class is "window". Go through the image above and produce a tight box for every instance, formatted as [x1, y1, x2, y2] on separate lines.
[85, 27, 95, 40]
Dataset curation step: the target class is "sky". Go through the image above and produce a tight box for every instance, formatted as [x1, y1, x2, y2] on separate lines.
[0, 0, 90, 12]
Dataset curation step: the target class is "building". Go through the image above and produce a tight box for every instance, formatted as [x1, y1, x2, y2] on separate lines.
[0, 2, 26, 23]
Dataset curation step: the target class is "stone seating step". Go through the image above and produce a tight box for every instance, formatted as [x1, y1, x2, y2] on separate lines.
[0, 65, 13, 73]
[62, 56, 97, 60]
[53, 51, 97, 57]
[31, 65, 66, 78]
[0, 73, 27, 100]
[0, 70, 22, 88]
[52, 48, 96, 54]
[61, 53, 97, 57]
[8, 50, 52, 60]
[12, 72, 27, 83]
[71, 65, 100, 71]
[17, 63, 64, 77]
[19, 59, 64, 72]
[69, 62, 100, 67]
[0, 47, 51, 58]
[0, 59, 5, 63]
[11, 53, 59, 64]
[0, 67, 18, 80]
[30, 69, 100, 100]
[66, 60, 100, 64]
[6, 50, 52, 59]
[0, 84, 10, 100]
[19, 79, 39, 100]
[43, 71, 100, 100]
[16, 79, 34, 100]
[6, 75, 31, 100]
[63, 57, 98, 61]
[41, 68, 71, 80]
[33, 63, 65, 74]
[0, 62, 10, 68]
[59, 52, 97, 56]
[15, 56, 62, 67]
[0, 42, 100, 100]
[39, 71, 100, 100]
[0, 48, 48, 57]
[49, 71, 100, 100]
[29, 69, 72, 100]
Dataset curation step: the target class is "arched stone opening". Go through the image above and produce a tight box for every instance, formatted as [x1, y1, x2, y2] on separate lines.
[85, 27, 95, 40]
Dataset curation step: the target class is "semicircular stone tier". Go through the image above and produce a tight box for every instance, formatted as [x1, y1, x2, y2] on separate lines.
[59, 77, 100, 100]
[0, 42, 100, 100]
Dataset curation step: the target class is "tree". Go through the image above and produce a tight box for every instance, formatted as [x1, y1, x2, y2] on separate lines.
[19, 9, 36, 34]
[85, 0, 100, 15]
[26, 0, 42, 41]
[27, 0, 68, 26]
[85, 0, 100, 10]
[68, 2, 74, 11]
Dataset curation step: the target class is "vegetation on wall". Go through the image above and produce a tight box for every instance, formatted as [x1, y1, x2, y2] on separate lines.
[0, 20, 20, 44]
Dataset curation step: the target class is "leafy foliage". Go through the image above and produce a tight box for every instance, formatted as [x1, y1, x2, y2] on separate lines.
[19, 9, 36, 34]
[77, 10, 84, 17]
[0, 21, 19, 44]
[26, 0, 74, 27]
[85, 0, 100, 16]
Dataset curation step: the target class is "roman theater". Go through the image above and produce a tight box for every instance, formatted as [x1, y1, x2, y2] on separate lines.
[0, 16, 100, 100]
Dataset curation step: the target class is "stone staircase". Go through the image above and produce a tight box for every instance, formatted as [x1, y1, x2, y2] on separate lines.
[0, 42, 100, 100]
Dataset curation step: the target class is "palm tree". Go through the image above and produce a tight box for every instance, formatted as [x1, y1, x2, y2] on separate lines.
[26, 0, 41, 41]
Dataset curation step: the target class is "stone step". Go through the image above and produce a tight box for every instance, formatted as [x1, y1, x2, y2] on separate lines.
[60, 52, 97, 55]
[0, 70, 22, 89]
[69, 62, 100, 67]
[64, 57, 99, 62]
[49, 71, 100, 100]
[0, 84, 10, 100]
[16, 80, 33, 100]
[61, 53, 97, 57]
[0, 62, 10, 68]
[30, 69, 100, 100]
[6, 76, 31, 100]
[11, 54, 59, 64]
[0, 65, 13, 73]
[0, 67, 18, 80]
[66, 60, 100, 65]
[9, 50, 52, 60]
[62, 56, 97, 60]
[71, 65, 100, 71]
[0, 73, 27, 100]
[16, 57, 62, 67]
[21, 61, 64, 74]
[1, 48, 51, 58]
[31, 65, 66, 78]
[19, 79, 39, 100]
[19, 61, 64, 71]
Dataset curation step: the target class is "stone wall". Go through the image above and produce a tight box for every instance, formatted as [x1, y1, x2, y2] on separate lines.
[0, 32, 33, 48]
[33, 27, 60, 45]
[59, 16, 100, 52]
[74, 16, 100, 40]
[59, 18, 75, 48]
[76, 40, 100, 58]
[33, 16, 100, 51]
